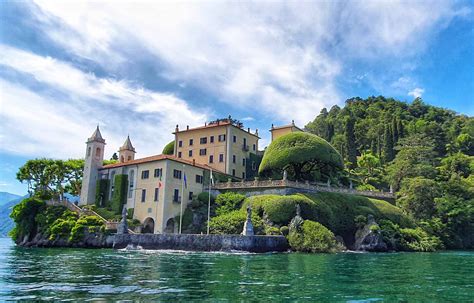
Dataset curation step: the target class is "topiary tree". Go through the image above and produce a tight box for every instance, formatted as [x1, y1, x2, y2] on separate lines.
[287, 220, 340, 253]
[162, 141, 175, 155]
[259, 132, 344, 181]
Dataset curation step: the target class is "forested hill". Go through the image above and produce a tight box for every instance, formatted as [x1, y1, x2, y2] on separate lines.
[305, 96, 472, 168]
[305, 96, 473, 248]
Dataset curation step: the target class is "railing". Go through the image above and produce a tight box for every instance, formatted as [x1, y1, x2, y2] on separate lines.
[242, 144, 249, 152]
[213, 179, 395, 199]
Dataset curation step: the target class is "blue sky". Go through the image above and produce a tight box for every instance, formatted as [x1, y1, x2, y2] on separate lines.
[0, 1, 473, 195]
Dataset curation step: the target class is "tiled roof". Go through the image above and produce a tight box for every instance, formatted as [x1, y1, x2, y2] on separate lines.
[270, 124, 304, 132]
[174, 121, 259, 138]
[101, 154, 227, 175]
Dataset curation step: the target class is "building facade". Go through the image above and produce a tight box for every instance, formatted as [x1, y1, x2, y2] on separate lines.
[270, 120, 303, 142]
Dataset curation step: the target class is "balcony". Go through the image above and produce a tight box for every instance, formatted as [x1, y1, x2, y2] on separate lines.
[242, 144, 249, 152]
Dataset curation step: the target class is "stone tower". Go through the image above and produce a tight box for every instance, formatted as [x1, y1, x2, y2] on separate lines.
[79, 126, 105, 206]
[118, 135, 136, 163]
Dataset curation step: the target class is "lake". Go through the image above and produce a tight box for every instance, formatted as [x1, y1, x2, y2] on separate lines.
[0, 237, 472, 301]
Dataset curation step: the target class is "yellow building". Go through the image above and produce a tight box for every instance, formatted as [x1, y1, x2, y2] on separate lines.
[270, 120, 304, 142]
[174, 117, 260, 180]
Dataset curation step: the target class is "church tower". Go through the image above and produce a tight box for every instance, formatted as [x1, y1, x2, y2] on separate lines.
[79, 126, 105, 206]
[118, 135, 136, 163]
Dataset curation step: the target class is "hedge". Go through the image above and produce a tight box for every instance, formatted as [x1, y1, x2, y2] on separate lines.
[95, 179, 109, 207]
[111, 174, 128, 214]
[162, 141, 175, 155]
[209, 210, 264, 235]
[288, 220, 339, 253]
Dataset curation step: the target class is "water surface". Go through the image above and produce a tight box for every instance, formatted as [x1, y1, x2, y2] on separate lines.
[0, 238, 472, 301]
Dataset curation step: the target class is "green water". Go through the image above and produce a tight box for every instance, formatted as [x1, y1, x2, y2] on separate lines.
[0, 238, 473, 302]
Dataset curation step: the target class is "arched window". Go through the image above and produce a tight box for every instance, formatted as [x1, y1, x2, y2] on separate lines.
[120, 155, 124, 163]
[96, 147, 101, 157]
[127, 155, 132, 161]
[128, 170, 135, 198]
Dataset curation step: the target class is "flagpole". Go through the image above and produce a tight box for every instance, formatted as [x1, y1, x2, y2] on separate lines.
[179, 164, 185, 234]
[207, 168, 212, 235]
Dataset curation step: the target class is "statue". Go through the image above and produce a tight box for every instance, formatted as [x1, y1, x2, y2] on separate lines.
[241, 205, 254, 236]
[283, 169, 288, 181]
[289, 204, 304, 232]
[117, 205, 129, 234]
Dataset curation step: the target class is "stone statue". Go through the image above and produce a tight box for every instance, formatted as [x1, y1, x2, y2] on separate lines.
[289, 204, 304, 232]
[241, 205, 254, 236]
[283, 169, 288, 181]
[117, 205, 129, 234]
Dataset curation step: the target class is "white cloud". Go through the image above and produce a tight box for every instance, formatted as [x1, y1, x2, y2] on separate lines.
[408, 87, 425, 99]
[0, 45, 207, 159]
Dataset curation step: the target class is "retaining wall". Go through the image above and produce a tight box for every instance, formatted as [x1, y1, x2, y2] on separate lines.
[108, 234, 289, 253]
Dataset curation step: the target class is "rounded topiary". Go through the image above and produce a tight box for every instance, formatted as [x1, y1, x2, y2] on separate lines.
[162, 141, 175, 155]
[258, 132, 343, 180]
[288, 220, 339, 253]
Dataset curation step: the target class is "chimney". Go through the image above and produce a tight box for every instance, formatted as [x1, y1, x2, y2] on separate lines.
[175, 124, 179, 132]
[292, 120, 295, 125]
[247, 127, 250, 133]
[271, 123, 274, 129]
[205, 122, 207, 126]
[255, 129, 258, 136]
[186, 125, 189, 130]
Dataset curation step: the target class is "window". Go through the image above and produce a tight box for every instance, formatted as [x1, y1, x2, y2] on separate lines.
[218, 134, 226, 142]
[232, 169, 235, 176]
[188, 150, 193, 157]
[189, 139, 193, 146]
[189, 191, 193, 200]
[178, 151, 182, 158]
[141, 170, 149, 179]
[252, 161, 256, 171]
[253, 144, 256, 151]
[199, 148, 207, 156]
[173, 169, 182, 179]
[232, 155, 236, 163]
[243, 138, 247, 146]
[200, 137, 207, 144]
[233, 135, 236, 143]
[127, 155, 132, 161]
[242, 158, 246, 166]
[210, 136, 214, 143]
[196, 175, 203, 184]
[178, 140, 183, 147]
[209, 155, 214, 163]
[128, 170, 135, 198]
[219, 154, 224, 162]
[154, 168, 162, 178]
[242, 172, 245, 179]
[154, 188, 159, 201]
[87, 147, 91, 157]
[141, 189, 146, 202]
[96, 147, 101, 157]
[173, 189, 180, 202]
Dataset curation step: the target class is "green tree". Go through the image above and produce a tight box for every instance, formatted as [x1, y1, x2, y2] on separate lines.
[383, 124, 394, 163]
[111, 153, 119, 161]
[345, 116, 357, 168]
[259, 132, 344, 181]
[162, 141, 175, 155]
[397, 177, 439, 220]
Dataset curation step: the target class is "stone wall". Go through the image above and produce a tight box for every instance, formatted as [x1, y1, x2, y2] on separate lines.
[108, 234, 289, 253]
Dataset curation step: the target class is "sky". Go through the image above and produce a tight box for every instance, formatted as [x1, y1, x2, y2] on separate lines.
[0, 0, 473, 195]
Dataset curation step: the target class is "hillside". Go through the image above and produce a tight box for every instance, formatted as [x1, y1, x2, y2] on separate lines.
[0, 192, 21, 206]
[0, 194, 25, 237]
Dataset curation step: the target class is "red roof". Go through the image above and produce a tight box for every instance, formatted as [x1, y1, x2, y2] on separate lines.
[101, 154, 227, 175]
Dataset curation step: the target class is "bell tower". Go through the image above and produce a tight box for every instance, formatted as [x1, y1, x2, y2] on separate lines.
[79, 126, 105, 205]
[118, 135, 136, 163]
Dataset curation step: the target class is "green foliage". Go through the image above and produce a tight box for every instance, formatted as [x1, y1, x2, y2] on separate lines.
[379, 220, 443, 252]
[209, 210, 264, 235]
[49, 218, 76, 240]
[110, 174, 128, 214]
[93, 207, 121, 221]
[288, 220, 340, 253]
[162, 141, 175, 155]
[259, 132, 344, 181]
[95, 179, 109, 208]
[397, 177, 439, 220]
[215, 192, 246, 216]
[345, 117, 358, 168]
[69, 216, 105, 243]
[9, 198, 46, 241]
[354, 215, 367, 229]
[280, 226, 289, 236]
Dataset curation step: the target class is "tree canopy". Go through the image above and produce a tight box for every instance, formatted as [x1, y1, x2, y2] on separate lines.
[258, 132, 343, 181]
[162, 141, 175, 155]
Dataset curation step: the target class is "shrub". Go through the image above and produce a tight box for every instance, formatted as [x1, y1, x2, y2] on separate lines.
[280, 226, 289, 236]
[354, 215, 367, 229]
[70, 216, 105, 242]
[288, 220, 339, 253]
[49, 218, 76, 240]
[265, 226, 280, 235]
[209, 210, 264, 235]
[215, 192, 246, 216]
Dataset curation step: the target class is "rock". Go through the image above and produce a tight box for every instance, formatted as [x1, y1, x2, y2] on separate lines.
[354, 214, 388, 252]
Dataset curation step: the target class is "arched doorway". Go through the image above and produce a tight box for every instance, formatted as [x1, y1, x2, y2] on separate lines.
[142, 217, 155, 234]
[164, 218, 175, 233]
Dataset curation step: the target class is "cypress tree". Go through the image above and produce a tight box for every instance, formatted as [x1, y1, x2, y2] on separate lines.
[345, 117, 357, 168]
[397, 119, 404, 139]
[383, 124, 395, 163]
[392, 117, 399, 144]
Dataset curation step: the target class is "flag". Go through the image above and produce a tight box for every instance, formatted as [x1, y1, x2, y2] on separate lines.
[183, 173, 187, 189]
